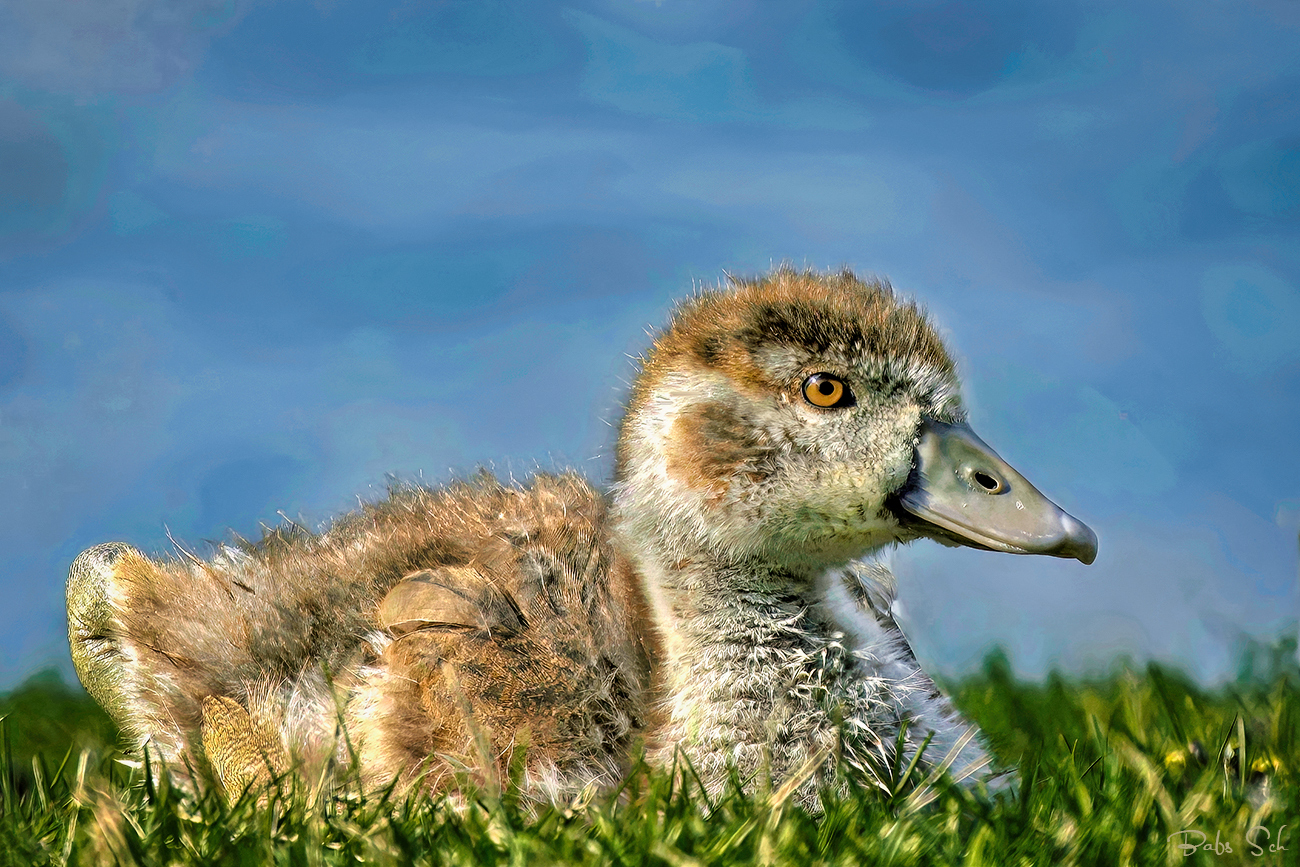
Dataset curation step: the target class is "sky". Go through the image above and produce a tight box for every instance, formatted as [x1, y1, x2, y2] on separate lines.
[0, 0, 1297, 691]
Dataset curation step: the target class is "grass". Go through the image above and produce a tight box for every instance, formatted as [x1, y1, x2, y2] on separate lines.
[0, 648, 1295, 867]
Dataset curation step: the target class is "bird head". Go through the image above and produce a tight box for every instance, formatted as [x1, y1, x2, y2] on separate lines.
[613, 267, 1096, 572]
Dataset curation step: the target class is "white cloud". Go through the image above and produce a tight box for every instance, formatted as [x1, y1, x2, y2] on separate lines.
[657, 152, 931, 241]
[1200, 262, 1300, 374]
[151, 98, 646, 231]
[565, 8, 870, 129]
[0, 0, 253, 94]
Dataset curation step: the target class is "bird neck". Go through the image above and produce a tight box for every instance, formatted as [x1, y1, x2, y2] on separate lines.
[613, 520, 885, 787]
[612, 509, 842, 679]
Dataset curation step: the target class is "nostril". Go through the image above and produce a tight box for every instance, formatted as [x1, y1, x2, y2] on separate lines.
[972, 470, 1002, 492]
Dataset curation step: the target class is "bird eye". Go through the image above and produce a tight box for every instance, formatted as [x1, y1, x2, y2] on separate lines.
[802, 373, 854, 408]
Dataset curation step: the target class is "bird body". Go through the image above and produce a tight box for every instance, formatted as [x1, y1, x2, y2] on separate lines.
[67, 267, 1096, 805]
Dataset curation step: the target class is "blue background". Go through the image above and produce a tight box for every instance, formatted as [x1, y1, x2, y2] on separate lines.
[1, 0, 1296, 689]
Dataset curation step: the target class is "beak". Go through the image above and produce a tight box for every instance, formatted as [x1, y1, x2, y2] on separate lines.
[895, 418, 1098, 565]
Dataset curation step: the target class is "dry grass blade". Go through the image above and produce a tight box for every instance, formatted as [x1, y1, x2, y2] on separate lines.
[902, 725, 982, 813]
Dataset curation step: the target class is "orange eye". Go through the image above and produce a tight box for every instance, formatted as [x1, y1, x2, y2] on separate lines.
[802, 373, 853, 408]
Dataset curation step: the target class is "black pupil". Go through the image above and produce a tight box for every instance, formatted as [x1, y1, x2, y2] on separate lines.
[818, 380, 835, 395]
[974, 471, 998, 490]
